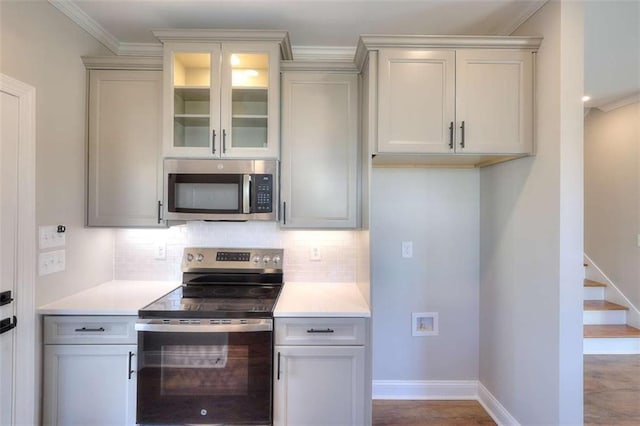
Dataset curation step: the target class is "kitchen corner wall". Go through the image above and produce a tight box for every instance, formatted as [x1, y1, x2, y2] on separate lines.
[115, 222, 360, 283]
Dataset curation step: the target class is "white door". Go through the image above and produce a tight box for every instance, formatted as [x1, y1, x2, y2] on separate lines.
[1, 82, 20, 426]
[0, 74, 36, 426]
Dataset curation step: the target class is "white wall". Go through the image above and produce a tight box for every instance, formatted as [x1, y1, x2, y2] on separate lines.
[479, 1, 584, 424]
[585, 102, 640, 309]
[371, 168, 479, 381]
[0, 0, 115, 306]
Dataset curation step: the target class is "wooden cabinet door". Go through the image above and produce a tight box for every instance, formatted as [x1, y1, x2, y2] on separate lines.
[377, 49, 455, 154]
[87, 70, 163, 227]
[273, 346, 365, 426]
[280, 72, 359, 228]
[43, 345, 137, 426]
[455, 49, 533, 154]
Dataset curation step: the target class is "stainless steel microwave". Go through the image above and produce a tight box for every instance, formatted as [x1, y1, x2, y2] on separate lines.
[163, 159, 277, 222]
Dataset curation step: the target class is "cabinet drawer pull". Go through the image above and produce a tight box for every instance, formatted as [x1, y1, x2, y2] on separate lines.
[74, 327, 105, 332]
[0, 316, 17, 335]
[306, 328, 335, 334]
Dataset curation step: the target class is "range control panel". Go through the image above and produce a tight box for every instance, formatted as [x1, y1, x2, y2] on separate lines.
[182, 247, 283, 271]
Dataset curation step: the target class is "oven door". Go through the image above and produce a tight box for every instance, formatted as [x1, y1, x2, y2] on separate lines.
[135, 319, 272, 425]
[167, 173, 251, 215]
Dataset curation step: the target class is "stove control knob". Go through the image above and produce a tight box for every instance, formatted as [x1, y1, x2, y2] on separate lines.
[196, 253, 204, 262]
[186, 253, 194, 262]
[262, 256, 271, 265]
[252, 256, 261, 264]
[272, 255, 281, 266]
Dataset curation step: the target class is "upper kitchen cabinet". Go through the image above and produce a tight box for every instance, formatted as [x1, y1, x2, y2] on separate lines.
[357, 36, 541, 167]
[280, 64, 359, 228]
[84, 57, 164, 227]
[154, 30, 292, 159]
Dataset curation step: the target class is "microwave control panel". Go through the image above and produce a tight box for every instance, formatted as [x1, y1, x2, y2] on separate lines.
[252, 174, 273, 213]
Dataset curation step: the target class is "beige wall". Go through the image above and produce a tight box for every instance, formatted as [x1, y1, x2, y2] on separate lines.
[479, 1, 584, 423]
[0, 1, 115, 305]
[585, 102, 640, 308]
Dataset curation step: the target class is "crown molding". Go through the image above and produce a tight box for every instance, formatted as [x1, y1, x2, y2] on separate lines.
[292, 46, 356, 61]
[118, 42, 164, 57]
[152, 29, 293, 59]
[355, 34, 543, 70]
[597, 92, 640, 112]
[280, 60, 358, 73]
[81, 56, 163, 70]
[48, 0, 119, 54]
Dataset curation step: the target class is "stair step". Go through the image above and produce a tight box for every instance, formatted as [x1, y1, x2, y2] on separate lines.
[584, 324, 640, 338]
[584, 286, 605, 301]
[584, 300, 628, 311]
[584, 279, 606, 288]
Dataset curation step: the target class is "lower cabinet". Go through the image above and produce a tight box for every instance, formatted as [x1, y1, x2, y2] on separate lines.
[273, 317, 366, 426]
[42, 316, 137, 426]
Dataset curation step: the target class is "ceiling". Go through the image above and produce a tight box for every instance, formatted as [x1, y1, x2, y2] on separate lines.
[50, 0, 639, 109]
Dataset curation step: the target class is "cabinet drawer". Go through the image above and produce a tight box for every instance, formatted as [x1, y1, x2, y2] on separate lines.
[44, 316, 136, 345]
[275, 317, 366, 346]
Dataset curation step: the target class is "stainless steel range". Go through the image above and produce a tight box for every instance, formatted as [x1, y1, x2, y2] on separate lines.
[135, 247, 283, 425]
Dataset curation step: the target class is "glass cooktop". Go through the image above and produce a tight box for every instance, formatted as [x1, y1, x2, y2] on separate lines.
[139, 285, 282, 319]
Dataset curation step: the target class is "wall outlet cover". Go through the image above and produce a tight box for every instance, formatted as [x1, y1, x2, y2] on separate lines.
[412, 312, 439, 336]
[401, 241, 413, 258]
[310, 247, 322, 261]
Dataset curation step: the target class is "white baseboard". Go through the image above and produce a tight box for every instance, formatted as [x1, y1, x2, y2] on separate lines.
[372, 379, 478, 400]
[477, 383, 521, 426]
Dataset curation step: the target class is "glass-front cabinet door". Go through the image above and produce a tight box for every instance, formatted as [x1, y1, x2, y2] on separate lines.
[163, 44, 221, 158]
[163, 42, 280, 159]
[221, 43, 280, 159]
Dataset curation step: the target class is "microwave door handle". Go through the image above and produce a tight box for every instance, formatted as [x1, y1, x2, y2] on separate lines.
[243, 174, 251, 214]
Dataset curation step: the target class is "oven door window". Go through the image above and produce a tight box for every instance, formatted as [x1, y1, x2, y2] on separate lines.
[168, 174, 243, 214]
[137, 330, 271, 425]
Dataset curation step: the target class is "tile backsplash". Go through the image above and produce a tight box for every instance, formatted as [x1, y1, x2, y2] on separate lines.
[114, 222, 359, 282]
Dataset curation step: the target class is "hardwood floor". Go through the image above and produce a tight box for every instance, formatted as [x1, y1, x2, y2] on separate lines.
[372, 400, 495, 425]
[372, 356, 640, 425]
[584, 355, 640, 425]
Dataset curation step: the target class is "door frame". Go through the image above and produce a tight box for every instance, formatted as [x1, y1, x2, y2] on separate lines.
[1, 73, 36, 425]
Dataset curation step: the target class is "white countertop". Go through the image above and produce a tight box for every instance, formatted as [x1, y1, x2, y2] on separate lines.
[274, 282, 371, 317]
[37, 280, 370, 318]
[37, 280, 180, 315]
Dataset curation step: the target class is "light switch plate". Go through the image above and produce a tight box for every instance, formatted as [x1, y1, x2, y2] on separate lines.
[39, 225, 65, 249]
[38, 250, 65, 276]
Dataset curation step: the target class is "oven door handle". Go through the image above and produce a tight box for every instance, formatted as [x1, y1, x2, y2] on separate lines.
[134, 320, 272, 333]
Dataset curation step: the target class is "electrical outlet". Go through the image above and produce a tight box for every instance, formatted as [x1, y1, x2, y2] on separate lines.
[401, 241, 413, 258]
[155, 242, 167, 260]
[39, 225, 65, 249]
[309, 247, 322, 261]
[38, 250, 65, 276]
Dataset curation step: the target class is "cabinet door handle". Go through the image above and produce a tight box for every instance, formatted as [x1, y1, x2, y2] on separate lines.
[157, 201, 162, 224]
[212, 129, 216, 155]
[282, 201, 286, 225]
[128, 351, 135, 380]
[448, 121, 454, 149]
[74, 327, 105, 332]
[460, 121, 465, 148]
[277, 351, 281, 381]
[306, 328, 335, 334]
[222, 129, 227, 154]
